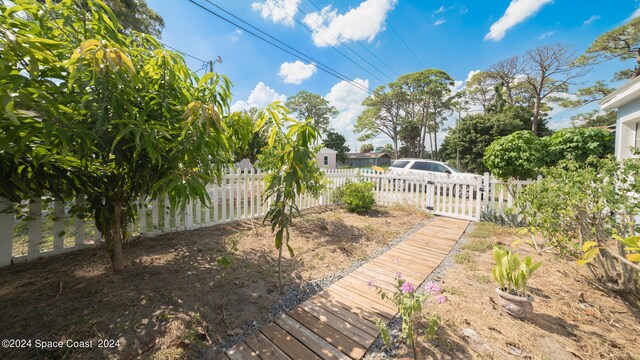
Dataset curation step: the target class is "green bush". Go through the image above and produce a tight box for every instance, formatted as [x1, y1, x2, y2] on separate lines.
[518, 156, 640, 301]
[341, 181, 375, 213]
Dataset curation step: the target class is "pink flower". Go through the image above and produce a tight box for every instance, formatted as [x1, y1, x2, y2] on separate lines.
[436, 295, 447, 304]
[425, 282, 442, 295]
[367, 280, 375, 288]
[393, 259, 400, 265]
[400, 281, 415, 293]
[395, 271, 404, 279]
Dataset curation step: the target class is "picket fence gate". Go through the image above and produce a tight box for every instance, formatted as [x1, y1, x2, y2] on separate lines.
[0, 168, 532, 267]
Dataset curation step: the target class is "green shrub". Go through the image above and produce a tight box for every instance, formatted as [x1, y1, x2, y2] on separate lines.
[341, 181, 375, 213]
[518, 157, 640, 301]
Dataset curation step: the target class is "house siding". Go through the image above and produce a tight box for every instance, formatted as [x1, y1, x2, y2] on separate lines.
[615, 97, 640, 161]
[316, 151, 337, 169]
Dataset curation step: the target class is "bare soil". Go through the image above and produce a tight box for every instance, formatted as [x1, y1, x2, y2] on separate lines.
[407, 223, 640, 360]
[0, 205, 429, 359]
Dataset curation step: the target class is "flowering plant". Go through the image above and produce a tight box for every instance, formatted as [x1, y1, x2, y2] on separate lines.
[370, 261, 446, 359]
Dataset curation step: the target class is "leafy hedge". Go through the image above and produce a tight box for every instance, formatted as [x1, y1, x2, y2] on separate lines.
[335, 181, 376, 213]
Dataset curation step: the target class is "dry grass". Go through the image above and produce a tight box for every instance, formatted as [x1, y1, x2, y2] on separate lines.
[0, 205, 429, 359]
[409, 222, 640, 360]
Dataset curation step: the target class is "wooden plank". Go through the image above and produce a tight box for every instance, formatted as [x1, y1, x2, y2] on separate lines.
[332, 279, 397, 311]
[390, 247, 448, 263]
[287, 308, 366, 360]
[354, 266, 421, 286]
[349, 270, 397, 292]
[368, 256, 436, 274]
[402, 240, 455, 253]
[296, 300, 375, 347]
[226, 341, 258, 359]
[244, 332, 290, 360]
[386, 247, 445, 262]
[314, 290, 390, 322]
[400, 244, 451, 258]
[402, 242, 455, 255]
[275, 314, 350, 360]
[261, 323, 323, 360]
[319, 287, 394, 320]
[308, 297, 380, 337]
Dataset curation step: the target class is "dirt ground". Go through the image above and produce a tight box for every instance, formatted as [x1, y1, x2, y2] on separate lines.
[407, 223, 640, 360]
[0, 205, 429, 359]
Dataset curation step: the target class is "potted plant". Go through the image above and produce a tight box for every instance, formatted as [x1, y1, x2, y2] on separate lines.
[492, 248, 542, 319]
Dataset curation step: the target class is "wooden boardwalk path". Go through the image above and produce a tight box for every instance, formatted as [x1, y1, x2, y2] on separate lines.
[222, 217, 469, 360]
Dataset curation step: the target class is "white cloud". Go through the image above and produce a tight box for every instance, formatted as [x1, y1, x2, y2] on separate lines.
[582, 15, 600, 25]
[450, 80, 464, 94]
[278, 61, 317, 84]
[303, 0, 397, 47]
[230, 82, 286, 112]
[466, 69, 481, 82]
[251, 0, 301, 27]
[231, 29, 242, 42]
[433, 5, 453, 15]
[485, 0, 553, 41]
[536, 30, 555, 40]
[626, 8, 640, 23]
[434, 19, 446, 26]
[324, 78, 370, 150]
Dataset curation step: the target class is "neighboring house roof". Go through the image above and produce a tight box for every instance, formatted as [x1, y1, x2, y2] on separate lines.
[317, 147, 338, 154]
[346, 152, 390, 159]
[601, 75, 640, 110]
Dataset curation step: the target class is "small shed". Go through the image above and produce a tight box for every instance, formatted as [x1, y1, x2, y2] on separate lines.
[601, 76, 640, 161]
[317, 148, 337, 169]
[341, 152, 391, 167]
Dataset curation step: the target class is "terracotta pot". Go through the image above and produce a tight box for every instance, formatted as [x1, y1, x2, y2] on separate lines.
[495, 288, 533, 319]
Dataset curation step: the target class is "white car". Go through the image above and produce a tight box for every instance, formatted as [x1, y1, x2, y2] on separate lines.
[387, 159, 478, 179]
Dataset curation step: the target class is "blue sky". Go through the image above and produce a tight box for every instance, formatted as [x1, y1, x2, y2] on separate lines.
[148, 0, 639, 151]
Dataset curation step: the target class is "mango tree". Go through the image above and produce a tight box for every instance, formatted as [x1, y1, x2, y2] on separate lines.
[257, 105, 325, 291]
[0, 0, 266, 271]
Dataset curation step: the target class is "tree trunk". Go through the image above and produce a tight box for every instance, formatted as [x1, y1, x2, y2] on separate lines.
[532, 96, 541, 134]
[393, 137, 399, 159]
[277, 238, 283, 293]
[111, 199, 125, 272]
[433, 131, 439, 160]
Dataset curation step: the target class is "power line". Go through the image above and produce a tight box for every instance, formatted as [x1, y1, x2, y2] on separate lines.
[270, 0, 393, 83]
[387, 22, 425, 69]
[305, 0, 399, 79]
[186, 0, 371, 95]
[158, 40, 208, 64]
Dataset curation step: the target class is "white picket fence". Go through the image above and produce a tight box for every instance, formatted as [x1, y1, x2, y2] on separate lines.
[0, 168, 532, 267]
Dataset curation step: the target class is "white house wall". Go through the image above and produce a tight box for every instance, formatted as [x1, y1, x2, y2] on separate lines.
[615, 97, 640, 160]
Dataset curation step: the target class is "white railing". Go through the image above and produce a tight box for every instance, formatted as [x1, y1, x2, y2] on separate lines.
[0, 168, 532, 267]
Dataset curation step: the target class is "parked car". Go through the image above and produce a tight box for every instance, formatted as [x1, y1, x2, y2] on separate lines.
[387, 159, 478, 179]
[386, 159, 482, 197]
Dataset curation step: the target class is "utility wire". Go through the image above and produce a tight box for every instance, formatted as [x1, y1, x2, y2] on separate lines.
[305, 0, 399, 78]
[158, 40, 208, 64]
[271, 0, 393, 83]
[387, 22, 425, 68]
[186, 0, 371, 95]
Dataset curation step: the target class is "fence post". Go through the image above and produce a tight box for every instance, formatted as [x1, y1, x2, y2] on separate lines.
[139, 198, 147, 235]
[151, 198, 159, 235]
[53, 200, 65, 250]
[0, 198, 14, 267]
[482, 173, 490, 215]
[164, 195, 171, 232]
[28, 197, 42, 256]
